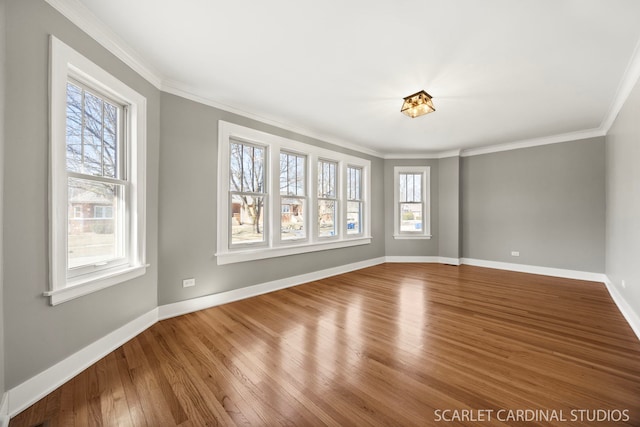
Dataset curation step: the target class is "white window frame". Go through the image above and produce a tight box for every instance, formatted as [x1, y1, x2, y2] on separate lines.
[393, 166, 431, 239]
[217, 121, 371, 265]
[45, 36, 147, 305]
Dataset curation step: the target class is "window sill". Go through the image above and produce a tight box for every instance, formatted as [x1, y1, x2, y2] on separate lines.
[44, 264, 148, 306]
[393, 234, 432, 240]
[216, 236, 372, 265]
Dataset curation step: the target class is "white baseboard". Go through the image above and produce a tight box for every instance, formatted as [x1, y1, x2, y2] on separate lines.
[385, 256, 461, 265]
[7, 308, 158, 417]
[460, 258, 607, 283]
[158, 257, 386, 320]
[603, 277, 640, 341]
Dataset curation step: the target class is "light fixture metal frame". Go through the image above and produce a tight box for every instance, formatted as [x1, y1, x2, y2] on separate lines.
[401, 90, 435, 118]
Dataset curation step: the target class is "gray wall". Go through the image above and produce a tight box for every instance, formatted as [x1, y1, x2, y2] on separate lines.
[3, 0, 160, 388]
[0, 0, 622, 396]
[438, 156, 460, 259]
[0, 0, 6, 398]
[461, 137, 606, 272]
[383, 159, 439, 257]
[605, 75, 640, 324]
[157, 93, 385, 305]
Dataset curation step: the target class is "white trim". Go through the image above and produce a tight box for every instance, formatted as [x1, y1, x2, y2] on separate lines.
[7, 309, 158, 417]
[43, 0, 162, 88]
[459, 128, 606, 158]
[460, 258, 606, 282]
[43, 265, 148, 305]
[159, 257, 385, 320]
[216, 238, 372, 265]
[438, 257, 461, 265]
[385, 256, 460, 265]
[392, 234, 432, 240]
[384, 149, 461, 160]
[603, 277, 640, 341]
[600, 37, 640, 132]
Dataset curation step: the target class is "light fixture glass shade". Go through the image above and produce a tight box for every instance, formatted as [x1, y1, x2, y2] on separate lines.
[401, 90, 435, 118]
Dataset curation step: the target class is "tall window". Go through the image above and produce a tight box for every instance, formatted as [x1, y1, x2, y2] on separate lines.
[280, 152, 306, 241]
[230, 140, 266, 245]
[347, 166, 363, 235]
[66, 81, 125, 270]
[48, 36, 147, 305]
[318, 160, 338, 237]
[393, 166, 431, 238]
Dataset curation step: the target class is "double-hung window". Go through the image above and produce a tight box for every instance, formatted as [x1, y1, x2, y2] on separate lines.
[218, 121, 371, 264]
[66, 81, 125, 270]
[317, 160, 338, 238]
[47, 36, 147, 305]
[393, 166, 431, 239]
[280, 152, 306, 241]
[229, 140, 267, 246]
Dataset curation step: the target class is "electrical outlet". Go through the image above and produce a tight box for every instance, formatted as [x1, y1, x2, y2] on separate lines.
[511, 251, 520, 257]
[621, 280, 626, 289]
[182, 278, 196, 288]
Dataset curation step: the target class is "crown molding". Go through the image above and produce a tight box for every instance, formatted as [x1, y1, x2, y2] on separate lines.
[44, 0, 163, 88]
[383, 149, 461, 159]
[161, 79, 384, 158]
[600, 36, 640, 132]
[458, 128, 606, 157]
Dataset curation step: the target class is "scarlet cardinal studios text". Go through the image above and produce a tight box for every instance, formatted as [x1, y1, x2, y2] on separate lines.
[433, 408, 630, 423]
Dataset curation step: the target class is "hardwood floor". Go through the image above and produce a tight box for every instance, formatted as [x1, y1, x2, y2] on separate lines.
[10, 264, 640, 426]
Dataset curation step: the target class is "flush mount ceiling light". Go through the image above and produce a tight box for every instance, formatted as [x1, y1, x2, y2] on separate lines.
[401, 90, 435, 118]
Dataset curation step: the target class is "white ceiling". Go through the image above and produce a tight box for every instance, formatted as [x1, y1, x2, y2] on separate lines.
[69, 0, 640, 156]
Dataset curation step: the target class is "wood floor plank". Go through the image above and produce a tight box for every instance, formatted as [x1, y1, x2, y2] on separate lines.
[9, 264, 640, 426]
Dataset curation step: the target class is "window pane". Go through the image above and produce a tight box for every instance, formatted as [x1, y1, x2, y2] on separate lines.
[400, 203, 423, 232]
[230, 142, 243, 191]
[348, 166, 361, 201]
[68, 177, 124, 269]
[399, 173, 422, 202]
[66, 83, 83, 174]
[230, 141, 265, 193]
[82, 92, 104, 176]
[413, 174, 422, 202]
[66, 83, 120, 178]
[231, 194, 265, 244]
[347, 201, 362, 235]
[103, 102, 118, 178]
[280, 152, 305, 196]
[281, 197, 305, 240]
[318, 160, 337, 198]
[318, 199, 336, 237]
[296, 155, 305, 195]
